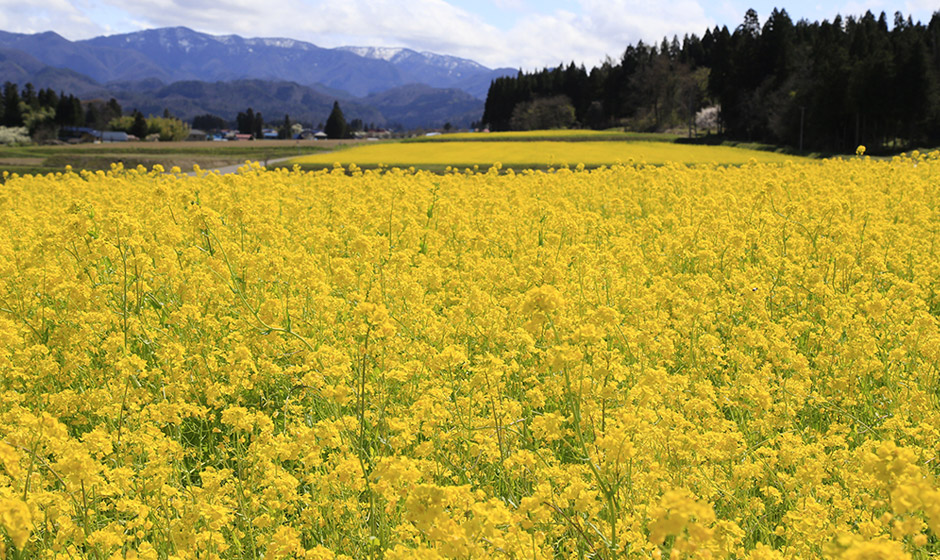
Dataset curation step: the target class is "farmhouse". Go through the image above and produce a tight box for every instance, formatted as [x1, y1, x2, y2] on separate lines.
[101, 131, 128, 142]
[296, 129, 328, 140]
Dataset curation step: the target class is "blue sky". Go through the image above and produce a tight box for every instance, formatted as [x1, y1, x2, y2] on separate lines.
[1, 0, 936, 69]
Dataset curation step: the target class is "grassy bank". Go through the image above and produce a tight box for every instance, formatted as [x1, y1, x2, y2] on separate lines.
[0, 139, 352, 177]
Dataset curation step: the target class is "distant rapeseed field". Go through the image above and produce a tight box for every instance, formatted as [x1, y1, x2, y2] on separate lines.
[291, 140, 804, 168]
[1, 154, 939, 559]
[402, 130, 675, 142]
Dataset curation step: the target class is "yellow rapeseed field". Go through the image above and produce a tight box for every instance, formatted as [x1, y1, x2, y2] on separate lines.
[432, 129, 632, 139]
[1, 154, 939, 559]
[291, 141, 803, 167]
[404, 130, 670, 142]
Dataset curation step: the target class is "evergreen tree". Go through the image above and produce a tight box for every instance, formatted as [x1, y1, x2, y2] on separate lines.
[80, 98, 123, 130]
[105, 99, 122, 123]
[85, 104, 99, 130]
[54, 94, 84, 127]
[37, 88, 58, 109]
[279, 114, 292, 139]
[2, 82, 23, 127]
[253, 112, 264, 138]
[130, 110, 148, 139]
[21, 83, 38, 111]
[54, 95, 71, 126]
[324, 101, 348, 139]
[237, 108, 256, 135]
[480, 8, 940, 152]
[73, 97, 85, 127]
[193, 114, 226, 131]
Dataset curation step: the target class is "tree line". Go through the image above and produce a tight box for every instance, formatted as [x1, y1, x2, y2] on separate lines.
[1, 82, 192, 142]
[194, 101, 364, 139]
[1, 82, 122, 142]
[482, 8, 940, 153]
[0, 80, 367, 143]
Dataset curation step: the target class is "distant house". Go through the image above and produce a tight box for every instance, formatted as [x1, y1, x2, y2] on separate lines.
[187, 129, 208, 141]
[101, 131, 129, 143]
[295, 129, 329, 140]
[233, 133, 253, 141]
[262, 129, 279, 140]
[60, 126, 101, 143]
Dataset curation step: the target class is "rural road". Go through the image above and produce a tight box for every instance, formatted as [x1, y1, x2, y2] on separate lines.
[188, 156, 296, 175]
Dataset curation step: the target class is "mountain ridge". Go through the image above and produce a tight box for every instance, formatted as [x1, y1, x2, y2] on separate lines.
[0, 26, 517, 129]
[0, 26, 514, 100]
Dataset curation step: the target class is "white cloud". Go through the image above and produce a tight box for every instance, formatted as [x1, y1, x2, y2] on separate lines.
[834, 0, 936, 24]
[2, 0, 715, 69]
[498, 0, 713, 69]
[84, 0, 506, 60]
[0, 0, 103, 36]
[301, 0, 499, 53]
[97, 0, 276, 34]
[838, 0, 888, 17]
[905, 0, 939, 21]
[491, 0, 527, 10]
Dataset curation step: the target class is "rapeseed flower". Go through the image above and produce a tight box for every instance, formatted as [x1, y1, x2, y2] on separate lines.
[0, 153, 938, 558]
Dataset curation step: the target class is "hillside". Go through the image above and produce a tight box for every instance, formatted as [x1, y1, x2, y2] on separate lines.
[360, 84, 483, 129]
[112, 79, 387, 127]
[0, 27, 513, 100]
[0, 27, 510, 129]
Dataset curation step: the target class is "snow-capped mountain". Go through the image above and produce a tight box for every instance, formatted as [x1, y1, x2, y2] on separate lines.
[338, 45, 497, 98]
[0, 27, 515, 128]
[0, 27, 514, 99]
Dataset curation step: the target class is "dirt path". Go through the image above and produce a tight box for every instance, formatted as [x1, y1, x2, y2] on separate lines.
[187, 156, 296, 175]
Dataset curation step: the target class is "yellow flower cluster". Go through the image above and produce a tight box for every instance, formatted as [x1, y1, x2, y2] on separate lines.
[1, 153, 939, 559]
[291, 140, 804, 168]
